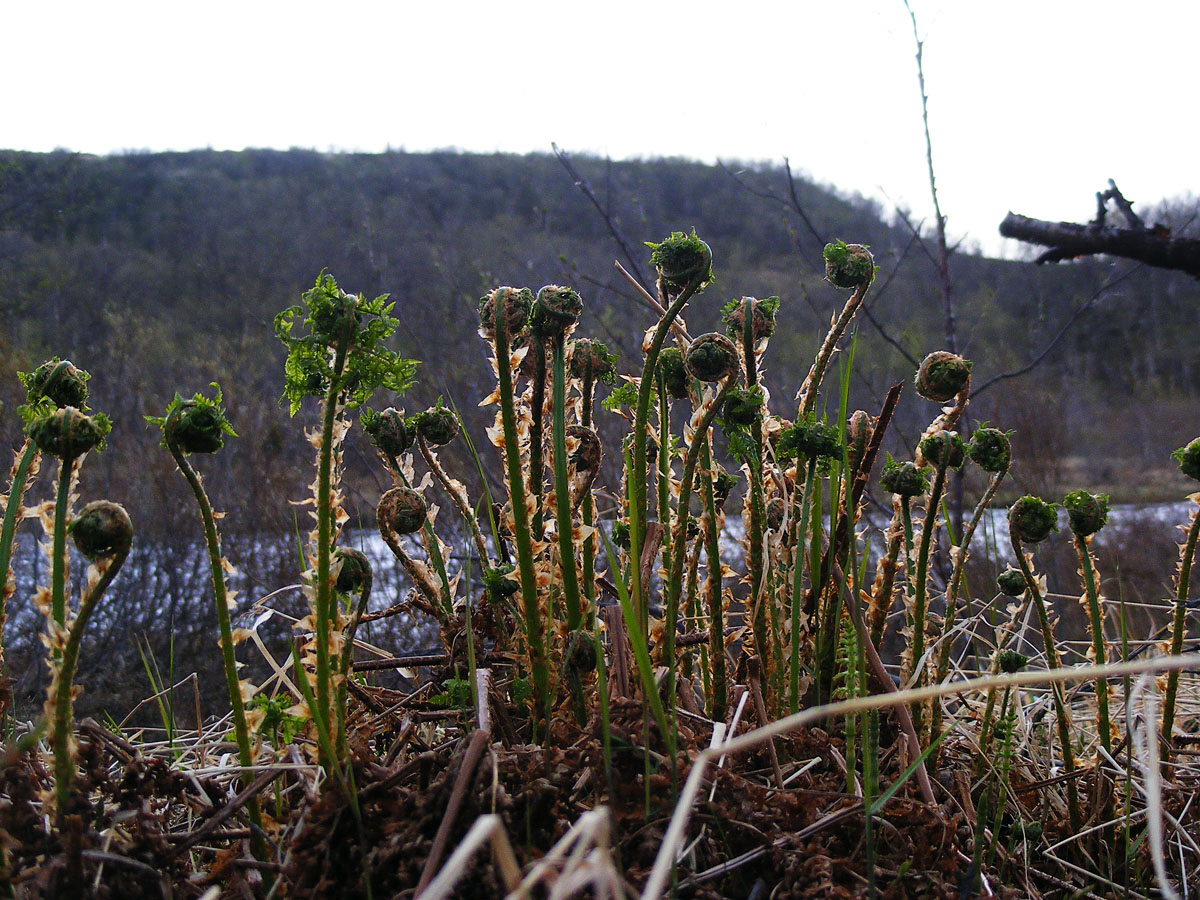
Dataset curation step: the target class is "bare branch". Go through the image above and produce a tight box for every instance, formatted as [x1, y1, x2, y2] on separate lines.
[551, 144, 653, 293]
[973, 264, 1143, 396]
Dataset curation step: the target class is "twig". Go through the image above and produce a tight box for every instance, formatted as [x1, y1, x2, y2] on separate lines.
[169, 767, 286, 859]
[415, 728, 493, 894]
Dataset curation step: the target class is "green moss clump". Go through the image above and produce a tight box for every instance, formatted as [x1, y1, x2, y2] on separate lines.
[657, 347, 689, 399]
[879, 456, 929, 498]
[684, 333, 739, 382]
[777, 419, 840, 462]
[723, 388, 764, 427]
[967, 425, 1012, 474]
[334, 548, 371, 595]
[531, 284, 583, 337]
[1173, 437, 1200, 482]
[996, 567, 1026, 597]
[411, 404, 458, 447]
[29, 407, 110, 460]
[1009, 495, 1058, 544]
[1064, 490, 1109, 538]
[151, 386, 236, 455]
[20, 358, 90, 409]
[478, 286, 533, 340]
[722, 296, 779, 343]
[361, 407, 414, 457]
[646, 229, 713, 292]
[822, 240, 875, 289]
[915, 351, 972, 403]
[919, 430, 965, 470]
[570, 339, 618, 385]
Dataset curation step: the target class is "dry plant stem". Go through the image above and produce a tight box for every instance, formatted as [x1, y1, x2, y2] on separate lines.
[168, 444, 266, 854]
[377, 527, 445, 620]
[1075, 534, 1112, 754]
[644, 652, 1200, 900]
[1010, 531, 1082, 833]
[1162, 501, 1200, 745]
[700, 440, 727, 721]
[51, 546, 128, 820]
[630, 276, 703, 632]
[748, 658, 784, 789]
[868, 504, 903, 648]
[796, 278, 871, 419]
[415, 728, 492, 895]
[614, 260, 691, 344]
[418, 437, 489, 567]
[493, 302, 548, 726]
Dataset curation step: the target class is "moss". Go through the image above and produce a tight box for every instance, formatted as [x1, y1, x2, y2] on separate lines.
[646, 229, 713, 291]
[822, 240, 875, 289]
[684, 333, 739, 382]
[967, 425, 1012, 474]
[915, 351, 972, 403]
[1009, 495, 1058, 544]
[1063, 490, 1109, 537]
[879, 456, 929, 498]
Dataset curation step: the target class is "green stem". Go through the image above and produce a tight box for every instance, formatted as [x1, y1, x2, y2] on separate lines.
[551, 336, 583, 631]
[580, 367, 596, 611]
[897, 496, 915, 689]
[52, 546, 129, 821]
[0, 440, 39, 720]
[929, 467, 1007, 748]
[493, 303, 549, 730]
[1075, 534, 1112, 755]
[789, 456, 818, 714]
[630, 280, 702, 634]
[742, 312, 769, 696]
[49, 456, 78, 631]
[313, 333, 350, 767]
[0, 441, 39, 619]
[529, 339, 548, 540]
[1162, 504, 1200, 745]
[700, 440, 727, 722]
[1010, 532, 1082, 834]
[170, 445, 267, 853]
[336, 565, 374, 758]
[662, 380, 734, 708]
[909, 463, 948, 732]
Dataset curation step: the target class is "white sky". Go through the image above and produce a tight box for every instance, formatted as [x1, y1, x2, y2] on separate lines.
[7, 1, 1198, 257]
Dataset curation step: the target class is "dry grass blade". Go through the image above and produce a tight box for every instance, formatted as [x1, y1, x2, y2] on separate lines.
[642, 652, 1200, 900]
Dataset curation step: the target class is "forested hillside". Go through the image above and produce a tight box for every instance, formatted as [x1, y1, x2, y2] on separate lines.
[3, 148, 1196, 518]
[3, 147, 1198, 537]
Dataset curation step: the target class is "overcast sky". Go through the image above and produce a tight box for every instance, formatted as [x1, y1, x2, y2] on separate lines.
[8, 1, 1197, 257]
